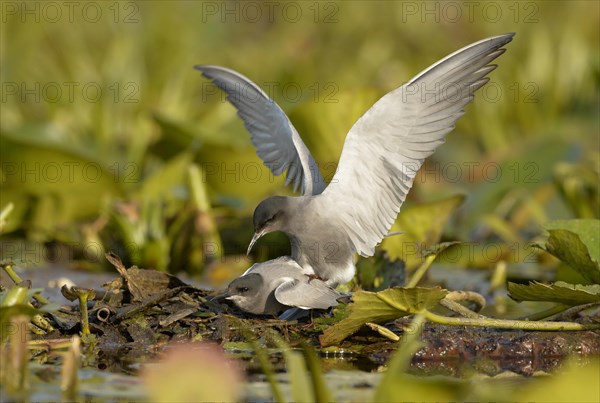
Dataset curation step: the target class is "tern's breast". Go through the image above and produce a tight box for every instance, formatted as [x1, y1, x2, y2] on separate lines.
[286, 197, 355, 286]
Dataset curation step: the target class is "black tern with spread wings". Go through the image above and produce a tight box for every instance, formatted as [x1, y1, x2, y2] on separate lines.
[196, 33, 514, 287]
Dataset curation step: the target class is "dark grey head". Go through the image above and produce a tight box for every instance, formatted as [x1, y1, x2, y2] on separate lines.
[225, 273, 264, 314]
[247, 196, 289, 254]
[225, 272, 285, 315]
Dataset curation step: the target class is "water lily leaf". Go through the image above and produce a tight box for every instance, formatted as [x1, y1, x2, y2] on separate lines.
[508, 281, 600, 305]
[546, 219, 600, 260]
[545, 230, 600, 284]
[534, 219, 600, 284]
[150, 112, 204, 159]
[1, 123, 103, 163]
[459, 139, 573, 237]
[544, 221, 600, 257]
[381, 195, 465, 270]
[320, 287, 447, 347]
[1, 129, 123, 239]
[196, 143, 289, 206]
[289, 88, 382, 170]
[554, 161, 600, 219]
[133, 152, 194, 202]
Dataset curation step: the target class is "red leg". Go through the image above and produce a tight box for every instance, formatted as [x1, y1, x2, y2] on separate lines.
[305, 273, 324, 283]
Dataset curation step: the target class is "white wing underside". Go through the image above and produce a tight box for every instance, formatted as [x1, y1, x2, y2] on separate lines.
[320, 33, 515, 257]
[195, 65, 326, 196]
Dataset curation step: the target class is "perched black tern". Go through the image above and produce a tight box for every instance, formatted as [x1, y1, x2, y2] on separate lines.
[196, 33, 514, 287]
[224, 257, 343, 316]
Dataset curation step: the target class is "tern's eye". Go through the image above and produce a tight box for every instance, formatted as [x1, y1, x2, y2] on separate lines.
[265, 211, 281, 225]
[238, 287, 249, 293]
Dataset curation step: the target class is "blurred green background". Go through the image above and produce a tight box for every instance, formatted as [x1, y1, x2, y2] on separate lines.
[1, 1, 598, 286]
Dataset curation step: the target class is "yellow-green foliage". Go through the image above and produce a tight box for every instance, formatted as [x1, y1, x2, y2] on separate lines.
[1, 2, 598, 276]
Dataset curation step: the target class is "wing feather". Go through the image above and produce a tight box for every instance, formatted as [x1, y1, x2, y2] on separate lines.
[195, 65, 326, 195]
[320, 33, 514, 256]
[274, 279, 342, 310]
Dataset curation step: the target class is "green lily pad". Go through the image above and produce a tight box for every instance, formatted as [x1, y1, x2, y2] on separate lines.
[381, 195, 465, 270]
[133, 152, 194, 202]
[319, 287, 447, 347]
[508, 281, 600, 305]
[459, 139, 572, 237]
[534, 219, 600, 284]
[289, 88, 382, 169]
[545, 220, 600, 261]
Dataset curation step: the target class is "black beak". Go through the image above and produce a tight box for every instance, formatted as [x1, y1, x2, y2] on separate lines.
[210, 292, 229, 301]
[247, 228, 266, 255]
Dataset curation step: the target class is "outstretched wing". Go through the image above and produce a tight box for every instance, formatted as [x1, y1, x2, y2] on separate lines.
[195, 65, 326, 196]
[320, 33, 515, 256]
[274, 278, 342, 310]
